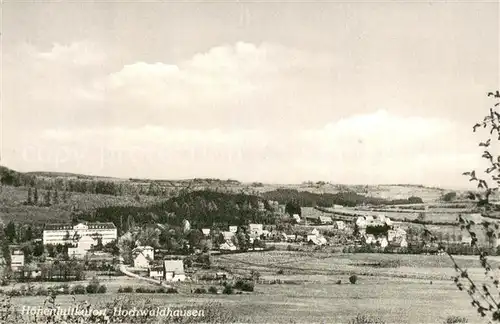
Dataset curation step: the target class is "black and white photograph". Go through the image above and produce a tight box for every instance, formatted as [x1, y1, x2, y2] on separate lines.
[0, 0, 499, 323]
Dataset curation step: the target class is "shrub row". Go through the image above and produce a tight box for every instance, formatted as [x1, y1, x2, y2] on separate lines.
[189, 286, 219, 294]
[4, 283, 106, 297]
[117, 286, 178, 294]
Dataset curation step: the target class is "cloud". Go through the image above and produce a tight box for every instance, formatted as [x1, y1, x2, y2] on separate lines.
[35, 41, 107, 66]
[2, 40, 484, 187]
[18, 110, 478, 187]
[97, 42, 338, 116]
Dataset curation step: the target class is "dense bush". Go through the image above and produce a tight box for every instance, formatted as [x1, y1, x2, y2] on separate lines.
[118, 286, 134, 293]
[348, 314, 385, 324]
[223, 284, 234, 295]
[336, 279, 342, 285]
[166, 287, 178, 294]
[194, 288, 207, 294]
[208, 286, 218, 294]
[442, 192, 457, 202]
[444, 316, 468, 323]
[36, 287, 49, 296]
[71, 284, 86, 295]
[135, 287, 168, 294]
[97, 285, 107, 293]
[349, 275, 358, 284]
[84, 276, 101, 294]
[234, 279, 254, 292]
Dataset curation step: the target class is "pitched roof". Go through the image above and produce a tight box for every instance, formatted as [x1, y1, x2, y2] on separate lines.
[133, 246, 154, 252]
[163, 260, 184, 274]
[44, 222, 116, 231]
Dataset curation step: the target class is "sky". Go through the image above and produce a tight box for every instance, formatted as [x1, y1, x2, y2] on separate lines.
[1, 1, 499, 188]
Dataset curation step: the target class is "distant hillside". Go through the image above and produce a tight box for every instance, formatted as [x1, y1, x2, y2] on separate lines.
[0, 165, 470, 203]
[79, 189, 274, 233]
[261, 188, 423, 207]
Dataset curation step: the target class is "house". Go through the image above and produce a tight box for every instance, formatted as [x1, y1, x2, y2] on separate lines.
[308, 236, 327, 246]
[400, 237, 408, 248]
[281, 233, 296, 242]
[22, 262, 42, 279]
[385, 218, 393, 226]
[43, 222, 117, 246]
[220, 241, 237, 251]
[389, 236, 408, 248]
[376, 214, 386, 224]
[132, 246, 154, 268]
[395, 228, 407, 238]
[378, 237, 388, 248]
[229, 226, 238, 233]
[201, 228, 211, 236]
[305, 216, 319, 224]
[216, 272, 228, 280]
[365, 234, 376, 244]
[222, 231, 235, 241]
[182, 219, 191, 232]
[335, 221, 346, 230]
[387, 230, 396, 242]
[148, 266, 164, 279]
[10, 249, 24, 272]
[261, 229, 271, 238]
[356, 217, 367, 229]
[292, 214, 301, 223]
[318, 216, 333, 225]
[249, 224, 263, 236]
[306, 228, 320, 241]
[163, 260, 186, 282]
[462, 234, 472, 245]
[68, 235, 97, 259]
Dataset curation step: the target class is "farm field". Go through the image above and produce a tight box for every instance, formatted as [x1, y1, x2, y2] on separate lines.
[9, 251, 494, 323]
[9, 278, 479, 324]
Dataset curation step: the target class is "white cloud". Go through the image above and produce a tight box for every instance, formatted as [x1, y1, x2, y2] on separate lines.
[35, 41, 107, 66]
[3, 40, 485, 187]
[24, 110, 479, 187]
[98, 41, 337, 111]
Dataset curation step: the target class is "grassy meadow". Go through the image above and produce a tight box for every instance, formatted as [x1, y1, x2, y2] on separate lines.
[7, 251, 496, 323]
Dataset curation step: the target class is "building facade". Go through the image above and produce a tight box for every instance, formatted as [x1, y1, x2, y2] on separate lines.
[10, 250, 24, 272]
[43, 222, 117, 246]
[163, 260, 186, 281]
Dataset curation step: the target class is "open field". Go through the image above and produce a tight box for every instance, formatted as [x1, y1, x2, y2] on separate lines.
[9, 251, 495, 323]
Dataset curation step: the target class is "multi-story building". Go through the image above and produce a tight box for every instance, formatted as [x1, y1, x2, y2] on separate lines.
[43, 222, 117, 246]
[10, 249, 24, 272]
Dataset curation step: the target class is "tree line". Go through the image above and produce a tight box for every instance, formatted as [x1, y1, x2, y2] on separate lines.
[262, 189, 423, 208]
[78, 190, 277, 235]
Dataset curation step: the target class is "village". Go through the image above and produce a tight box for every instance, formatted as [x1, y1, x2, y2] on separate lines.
[2, 198, 487, 293]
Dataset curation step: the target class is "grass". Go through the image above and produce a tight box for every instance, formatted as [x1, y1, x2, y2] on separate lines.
[8, 275, 477, 323]
[5, 251, 491, 323]
[0, 186, 163, 224]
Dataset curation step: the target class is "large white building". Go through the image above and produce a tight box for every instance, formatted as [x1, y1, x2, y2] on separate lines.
[43, 222, 117, 246]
